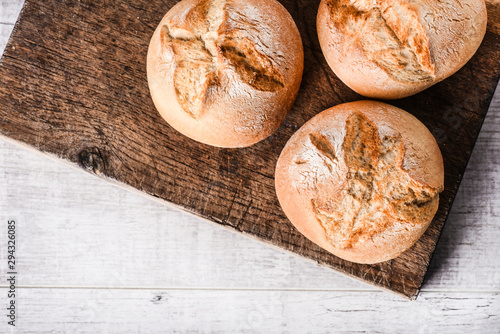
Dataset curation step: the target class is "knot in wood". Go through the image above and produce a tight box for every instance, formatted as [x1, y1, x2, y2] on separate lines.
[78, 147, 106, 175]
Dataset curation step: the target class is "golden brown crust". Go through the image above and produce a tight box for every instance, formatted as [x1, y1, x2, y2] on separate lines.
[275, 101, 444, 264]
[147, 0, 303, 147]
[317, 0, 488, 99]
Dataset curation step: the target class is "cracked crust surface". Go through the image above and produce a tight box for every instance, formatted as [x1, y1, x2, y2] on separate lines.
[275, 101, 444, 264]
[327, 0, 435, 84]
[317, 0, 487, 99]
[147, 0, 303, 147]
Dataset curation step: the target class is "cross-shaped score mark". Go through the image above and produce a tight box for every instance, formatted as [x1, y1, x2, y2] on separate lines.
[307, 113, 439, 248]
[160, 0, 284, 118]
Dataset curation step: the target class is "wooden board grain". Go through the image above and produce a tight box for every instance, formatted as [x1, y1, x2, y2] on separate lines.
[0, 0, 499, 299]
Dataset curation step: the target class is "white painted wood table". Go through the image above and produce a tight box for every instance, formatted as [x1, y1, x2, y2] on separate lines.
[1, 1, 499, 332]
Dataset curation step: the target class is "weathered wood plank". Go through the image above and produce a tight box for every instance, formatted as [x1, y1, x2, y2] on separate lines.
[1, 123, 499, 292]
[0, 288, 498, 333]
[0, 138, 373, 291]
[0, 0, 23, 24]
[0, 0, 499, 298]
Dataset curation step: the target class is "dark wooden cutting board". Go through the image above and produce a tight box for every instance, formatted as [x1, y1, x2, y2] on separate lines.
[1, 0, 499, 299]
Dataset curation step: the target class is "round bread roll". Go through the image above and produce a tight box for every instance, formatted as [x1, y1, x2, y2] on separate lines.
[317, 0, 487, 99]
[147, 0, 304, 147]
[275, 101, 444, 264]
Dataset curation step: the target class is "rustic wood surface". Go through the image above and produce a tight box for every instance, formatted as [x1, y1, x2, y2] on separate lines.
[0, 113, 499, 333]
[0, 1, 499, 328]
[0, 116, 499, 333]
[0, 0, 498, 301]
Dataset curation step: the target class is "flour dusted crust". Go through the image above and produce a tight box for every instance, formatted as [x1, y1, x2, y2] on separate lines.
[317, 0, 487, 99]
[275, 101, 444, 264]
[147, 0, 303, 147]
